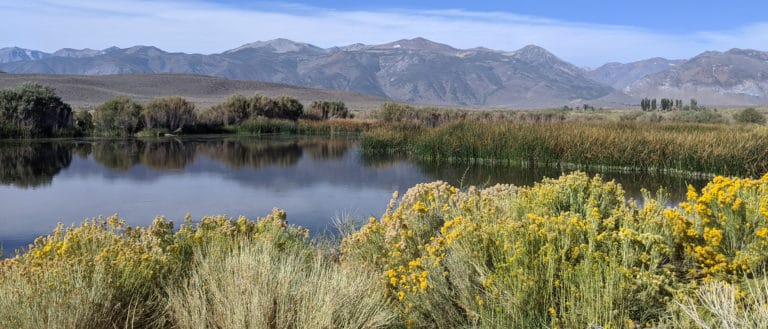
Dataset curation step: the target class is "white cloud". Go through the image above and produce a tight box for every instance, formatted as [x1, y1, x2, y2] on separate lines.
[1, 0, 767, 66]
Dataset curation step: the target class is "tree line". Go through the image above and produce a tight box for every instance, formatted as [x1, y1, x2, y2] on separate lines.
[640, 98, 699, 111]
[0, 83, 351, 138]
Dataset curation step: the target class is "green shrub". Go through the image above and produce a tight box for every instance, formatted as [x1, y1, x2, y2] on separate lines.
[0, 83, 72, 137]
[93, 97, 143, 136]
[199, 95, 251, 127]
[73, 110, 94, 136]
[251, 95, 303, 121]
[308, 100, 349, 120]
[734, 107, 766, 124]
[668, 109, 725, 124]
[144, 97, 196, 132]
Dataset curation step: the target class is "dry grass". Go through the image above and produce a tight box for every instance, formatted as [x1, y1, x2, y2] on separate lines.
[167, 240, 395, 329]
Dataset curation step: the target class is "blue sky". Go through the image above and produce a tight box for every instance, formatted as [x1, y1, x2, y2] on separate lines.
[214, 0, 762, 33]
[2, 0, 767, 67]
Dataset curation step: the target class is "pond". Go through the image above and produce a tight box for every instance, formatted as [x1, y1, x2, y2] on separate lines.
[0, 136, 708, 256]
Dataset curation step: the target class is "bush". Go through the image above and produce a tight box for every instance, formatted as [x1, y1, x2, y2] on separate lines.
[144, 97, 196, 132]
[199, 95, 251, 127]
[0, 83, 72, 137]
[93, 97, 143, 136]
[668, 109, 725, 124]
[376, 102, 415, 122]
[251, 95, 303, 121]
[308, 100, 349, 120]
[73, 110, 94, 136]
[734, 107, 766, 124]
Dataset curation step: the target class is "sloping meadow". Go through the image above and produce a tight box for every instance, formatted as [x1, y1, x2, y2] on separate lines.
[3, 172, 768, 328]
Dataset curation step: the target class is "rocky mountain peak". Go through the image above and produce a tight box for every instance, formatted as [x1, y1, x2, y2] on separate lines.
[224, 38, 325, 54]
[725, 48, 768, 60]
[371, 37, 457, 53]
[0, 47, 50, 63]
[121, 46, 167, 56]
[511, 45, 556, 59]
[53, 48, 104, 58]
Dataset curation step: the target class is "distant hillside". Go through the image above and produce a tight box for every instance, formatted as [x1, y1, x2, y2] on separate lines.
[625, 49, 768, 105]
[587, 58, 684, 90]
[0, 38, 616, 108]
[0, 47, 50, 63]
[0, 74, 386, 110]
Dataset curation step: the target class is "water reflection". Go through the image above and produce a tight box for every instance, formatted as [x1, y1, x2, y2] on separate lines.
[92, 140, 142, 171]
[196, 139, 302, 169]
[0, 141, 73, 187]
[1, 136, 710, 257]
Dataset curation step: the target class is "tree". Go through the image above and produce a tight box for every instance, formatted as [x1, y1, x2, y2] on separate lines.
[651, 99, 657, 111]
[93, 97, 143, 135]
[690, 98, 698, 111]
[660, 98, 674, 111]
[144, 97, 196, 132]
[640, 98, 651, 111]
[0, 83, 72, 137]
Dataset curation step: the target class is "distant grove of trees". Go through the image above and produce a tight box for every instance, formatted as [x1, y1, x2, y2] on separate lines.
[0, 83, 355, 138]
[640, 98, 699, 111]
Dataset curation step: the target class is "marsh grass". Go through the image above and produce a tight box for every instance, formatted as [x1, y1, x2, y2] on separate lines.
[297, 119, 374, 136]
[362, 121, 768, 177]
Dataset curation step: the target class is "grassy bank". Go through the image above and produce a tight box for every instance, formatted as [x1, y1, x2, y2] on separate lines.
[362, 121, 768, 177]
[3, 172, 768, 328]
[233, 117, 375, 136]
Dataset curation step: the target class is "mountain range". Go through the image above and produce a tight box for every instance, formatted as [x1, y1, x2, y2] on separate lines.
[2, 38, 767, 107]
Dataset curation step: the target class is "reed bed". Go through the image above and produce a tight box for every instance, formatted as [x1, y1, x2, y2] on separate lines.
[362, 121, 768, 177]
[4, 173, 768, 328]
[234, 118, 374, 136]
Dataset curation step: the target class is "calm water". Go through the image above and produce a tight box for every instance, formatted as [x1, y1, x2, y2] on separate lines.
[0, 136, 708, 256]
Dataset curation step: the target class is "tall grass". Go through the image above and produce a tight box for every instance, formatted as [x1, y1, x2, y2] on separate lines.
[362, 121, 768, 177]
[297, 119, 374, 136]
[167, 240, 394, 329]
[662, 278, 768, 328]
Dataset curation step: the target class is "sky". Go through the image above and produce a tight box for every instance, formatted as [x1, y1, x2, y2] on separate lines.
[2, 0, 768, 67]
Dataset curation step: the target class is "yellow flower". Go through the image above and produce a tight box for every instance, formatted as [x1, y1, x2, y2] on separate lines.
[548, 307, 557, 316]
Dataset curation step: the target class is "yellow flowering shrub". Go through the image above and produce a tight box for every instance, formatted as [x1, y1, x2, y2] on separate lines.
[0, 208, 308, 329]
[674, 174, 768, 279]
[342, 172, 691, 328]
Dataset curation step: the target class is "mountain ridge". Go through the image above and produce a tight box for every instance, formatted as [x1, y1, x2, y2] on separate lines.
[2, 38, 768, 106]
